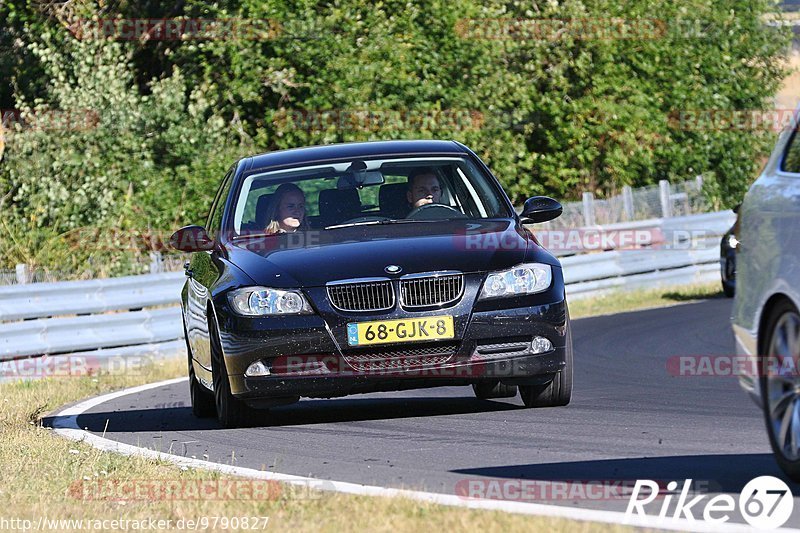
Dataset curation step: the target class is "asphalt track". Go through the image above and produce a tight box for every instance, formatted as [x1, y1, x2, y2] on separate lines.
[48, 298, 800, 527]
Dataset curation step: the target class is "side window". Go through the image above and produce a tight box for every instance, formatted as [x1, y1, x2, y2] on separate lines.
[207, 169, 234, 240]
[782, 130, 800, 173]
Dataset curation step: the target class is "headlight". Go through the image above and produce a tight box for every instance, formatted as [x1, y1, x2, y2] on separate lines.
[727, 234, 739, 249]
[228, 287, 314, 316]
[479, 263, 553, 300]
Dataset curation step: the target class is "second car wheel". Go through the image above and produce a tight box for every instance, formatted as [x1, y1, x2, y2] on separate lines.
[721, 257, 735, 298]
[209, 315, 263, 428]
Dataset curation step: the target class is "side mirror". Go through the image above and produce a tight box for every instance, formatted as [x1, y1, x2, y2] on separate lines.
[170, 225, 214, 252]
[520, 196, 563, 223]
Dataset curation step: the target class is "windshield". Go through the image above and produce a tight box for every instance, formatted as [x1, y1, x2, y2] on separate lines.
[230, 156, 511, 236]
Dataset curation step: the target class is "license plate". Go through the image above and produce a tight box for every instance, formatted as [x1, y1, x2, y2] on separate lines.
[347, 316, 454, 346]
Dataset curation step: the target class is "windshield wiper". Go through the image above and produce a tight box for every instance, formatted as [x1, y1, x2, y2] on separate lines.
[323, 219, 439, 230]
[231, 232, 277, 241]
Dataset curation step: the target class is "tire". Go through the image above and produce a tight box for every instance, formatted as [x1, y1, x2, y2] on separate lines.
[721, 257, 735, 298]
[472, 381, 518, 399]
[722, 281, 735, 298]
[760, 300, 800, 482]
[189, 362, 216, 418]
[519, 309, 573, 408]
[184, 321, 216, 418]
[209, 315, 263, 429]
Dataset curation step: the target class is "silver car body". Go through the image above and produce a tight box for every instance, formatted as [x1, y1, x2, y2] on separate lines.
[733, 113, 800, 402]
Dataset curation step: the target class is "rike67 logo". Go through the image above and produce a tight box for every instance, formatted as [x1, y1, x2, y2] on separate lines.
[626, 476, 794, 529]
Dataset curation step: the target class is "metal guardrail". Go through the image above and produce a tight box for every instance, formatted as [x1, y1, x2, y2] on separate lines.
[0, 272, 185, 361]
[0, 210, 736, 362]
[561, 210, 734, 297]
[0, 308, 182, 360]
[0, 272, 184, 321]
[533, 210, 735, 257]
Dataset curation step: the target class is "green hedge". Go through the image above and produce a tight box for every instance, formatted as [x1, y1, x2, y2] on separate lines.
[0, 0, 791, 270]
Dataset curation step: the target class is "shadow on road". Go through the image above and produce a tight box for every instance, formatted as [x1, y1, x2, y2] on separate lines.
[452, 454, 800, 494]
[43, 395, 524, 432]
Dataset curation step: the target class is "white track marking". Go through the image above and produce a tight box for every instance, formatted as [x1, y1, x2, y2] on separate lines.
[50, 378, 799, 533]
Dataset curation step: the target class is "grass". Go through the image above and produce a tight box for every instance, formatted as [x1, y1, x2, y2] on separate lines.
[568, 282, 725, 319]
[0, 358, 634, 532]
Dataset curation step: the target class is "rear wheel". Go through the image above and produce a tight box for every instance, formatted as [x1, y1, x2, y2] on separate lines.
[761, 300, 800, 482]
[209, 315, 263, 428]
[519, 311, 573, 408]
[472, 382, 518, 399]
[184, 321, 215, 418]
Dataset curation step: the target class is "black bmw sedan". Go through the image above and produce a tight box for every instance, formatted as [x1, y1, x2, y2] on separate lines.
[171, 140, 572, 427]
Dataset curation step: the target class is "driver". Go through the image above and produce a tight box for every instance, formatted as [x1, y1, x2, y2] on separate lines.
[407, 168, 442, 209]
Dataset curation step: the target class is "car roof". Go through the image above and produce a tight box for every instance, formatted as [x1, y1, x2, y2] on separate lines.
[245, 140, 468, 173]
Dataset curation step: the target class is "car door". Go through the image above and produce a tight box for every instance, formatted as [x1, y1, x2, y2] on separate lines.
[186, 168, 234, 372]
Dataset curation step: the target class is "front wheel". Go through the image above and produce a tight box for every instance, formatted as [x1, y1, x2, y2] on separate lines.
[519, 311, 573, 408]
[761, 300, 800, 482]
[209, 315, 263, 428]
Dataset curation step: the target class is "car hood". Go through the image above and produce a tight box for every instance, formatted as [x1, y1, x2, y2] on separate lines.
[226, 219, 555, 288]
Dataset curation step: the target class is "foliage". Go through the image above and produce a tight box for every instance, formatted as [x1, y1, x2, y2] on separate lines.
[0, 0, 791, 272]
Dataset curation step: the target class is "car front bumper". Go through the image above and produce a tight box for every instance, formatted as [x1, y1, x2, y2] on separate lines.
[206, 271, 569, 402]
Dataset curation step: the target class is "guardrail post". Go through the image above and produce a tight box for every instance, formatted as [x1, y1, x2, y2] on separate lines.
[15, 263, 30, 284]
[622, 185, 634, 220]
[149, 252, 162, 274]
[659, 180, 672, 218]
[582, 192, 596, 226]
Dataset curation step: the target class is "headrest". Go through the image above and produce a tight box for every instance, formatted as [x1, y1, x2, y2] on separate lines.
[379, 182, 409, 219]
[254, 193, 274, 229]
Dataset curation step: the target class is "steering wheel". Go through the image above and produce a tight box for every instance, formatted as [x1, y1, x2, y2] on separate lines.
[405, 203, 465, 220]
[338, 215, 392, 225]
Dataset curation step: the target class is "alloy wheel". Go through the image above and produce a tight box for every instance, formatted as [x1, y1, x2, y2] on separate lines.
[766, 310, 800, 461]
